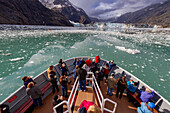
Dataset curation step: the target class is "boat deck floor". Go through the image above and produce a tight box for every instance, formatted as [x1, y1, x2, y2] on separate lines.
[33, 77, 137, 113]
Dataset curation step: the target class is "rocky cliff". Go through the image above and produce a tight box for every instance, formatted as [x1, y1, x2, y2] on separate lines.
[0, 0, 72, 26]
[115, 1, 170, 27]
[51, 0, 91, 24]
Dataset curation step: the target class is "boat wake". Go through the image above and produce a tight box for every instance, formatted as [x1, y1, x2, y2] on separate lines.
[115, 46, 141, 54]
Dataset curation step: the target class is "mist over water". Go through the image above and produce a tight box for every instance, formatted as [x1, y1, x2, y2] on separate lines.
[0, 30, 169, 102]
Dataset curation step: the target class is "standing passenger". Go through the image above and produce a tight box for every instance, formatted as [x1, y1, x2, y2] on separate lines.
[116, 76, 127, 99]
[49, 72, 59, 94]
[73, 65, 79, 82]
[47, 65, 56, 78]
[76, 64, 87, 91]
[86, 58, 92, 67]
[107, 73, 117, 96]
[22, 76, 35, 88]
[26, 82, 43, 106]
[60, 75, 68, 98]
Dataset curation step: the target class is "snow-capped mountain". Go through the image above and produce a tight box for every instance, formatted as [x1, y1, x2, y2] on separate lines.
[39, 0, 91, 24]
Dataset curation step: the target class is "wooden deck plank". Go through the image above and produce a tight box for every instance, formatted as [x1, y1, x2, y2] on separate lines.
[73, 88, 95, 113]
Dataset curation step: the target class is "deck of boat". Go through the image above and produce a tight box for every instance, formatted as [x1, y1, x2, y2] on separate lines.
[33, 77, 137, 113]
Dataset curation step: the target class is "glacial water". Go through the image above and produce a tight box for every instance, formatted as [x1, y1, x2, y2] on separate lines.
[0, 29, 170, 102]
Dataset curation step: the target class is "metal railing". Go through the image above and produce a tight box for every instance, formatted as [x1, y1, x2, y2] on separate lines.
[53, 72, 117, 113]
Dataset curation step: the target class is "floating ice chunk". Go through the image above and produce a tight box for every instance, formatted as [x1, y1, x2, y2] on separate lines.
[23, 50, 26, 53]
[9, 57, 24, 61]
[107, 43, 113, 46]
[29, 61, 34, 64]
[18, 67, 22, 69]
[160, 79, 165, 81]
[70, 46, 75, 49]
[0, 50, 3, 52]
[89, 48, 93, 50]
[115, 46, 140, 54]
[0, 78, 3, 80]
[141, 66, 145, 68]
[155, 42, 161, 44]
[17, 76, 21, 79]
[0, 93, 3, 96]
[5, 53, 12, 56]
[133, 64, 137, 66]
[148, 60, 152, 62]
[45, 42, 50, 45]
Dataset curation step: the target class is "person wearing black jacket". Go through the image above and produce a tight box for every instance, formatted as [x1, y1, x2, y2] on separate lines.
[76, 64, 87, 91]
[116, 76, 127, 99]
[49, 72, 59, 94]
[95, 70, 103, 87]
[53, 95, 63, 113]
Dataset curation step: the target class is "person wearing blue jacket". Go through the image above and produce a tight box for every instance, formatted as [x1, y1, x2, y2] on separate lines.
[109, 60, 116, 70]
[139, 88, 155, 103]
[127, 80, 139, 102]
[137, 102, 155, 113]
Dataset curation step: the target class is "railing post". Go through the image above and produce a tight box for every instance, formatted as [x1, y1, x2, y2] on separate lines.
[101, 99, 105, 113]
[67, 102, 71, 113]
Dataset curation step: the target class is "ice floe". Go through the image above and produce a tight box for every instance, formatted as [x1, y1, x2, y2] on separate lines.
[115, 46, 140, 54]
[9, 57, 24, 61]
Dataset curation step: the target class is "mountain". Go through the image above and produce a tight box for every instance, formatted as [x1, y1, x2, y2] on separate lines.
[0, 0, 72, 26]
[50, 0, 91, 24]
[115, 1, 170, 27]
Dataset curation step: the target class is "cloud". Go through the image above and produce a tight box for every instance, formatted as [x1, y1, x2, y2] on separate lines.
[69, 0, 166, 19]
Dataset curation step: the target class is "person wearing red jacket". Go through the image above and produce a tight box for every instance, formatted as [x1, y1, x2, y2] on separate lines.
[95, 55, 100, 63]
[86, 58, 92, 67]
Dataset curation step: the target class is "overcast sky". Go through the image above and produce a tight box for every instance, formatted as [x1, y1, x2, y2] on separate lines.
[69, 0, 166, 19]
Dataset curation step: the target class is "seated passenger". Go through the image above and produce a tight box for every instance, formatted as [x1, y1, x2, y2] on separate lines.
[127, 80, 139, 94]
[107, 73, 117, 96]
[0, 104, 10, 113]
[86, 58, 92, 67]
[22, 76, 35, 88]
[78, 100, 100, 113]
[109, 60, 116, 70]
[47, 65, 56, 78]
[53, 95, 63, 113]
[137, 102, 155, 113]
[26, 82, 43, 106]
[139, 88, 154, 103]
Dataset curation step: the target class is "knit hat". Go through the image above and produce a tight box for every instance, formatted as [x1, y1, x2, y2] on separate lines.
[146, 88, 151, 93]
[54, 95, 58, 101]
[148, 102, 155, 108]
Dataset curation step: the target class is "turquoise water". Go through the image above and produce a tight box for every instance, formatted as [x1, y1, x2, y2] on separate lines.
[0, 30, 169, 102]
